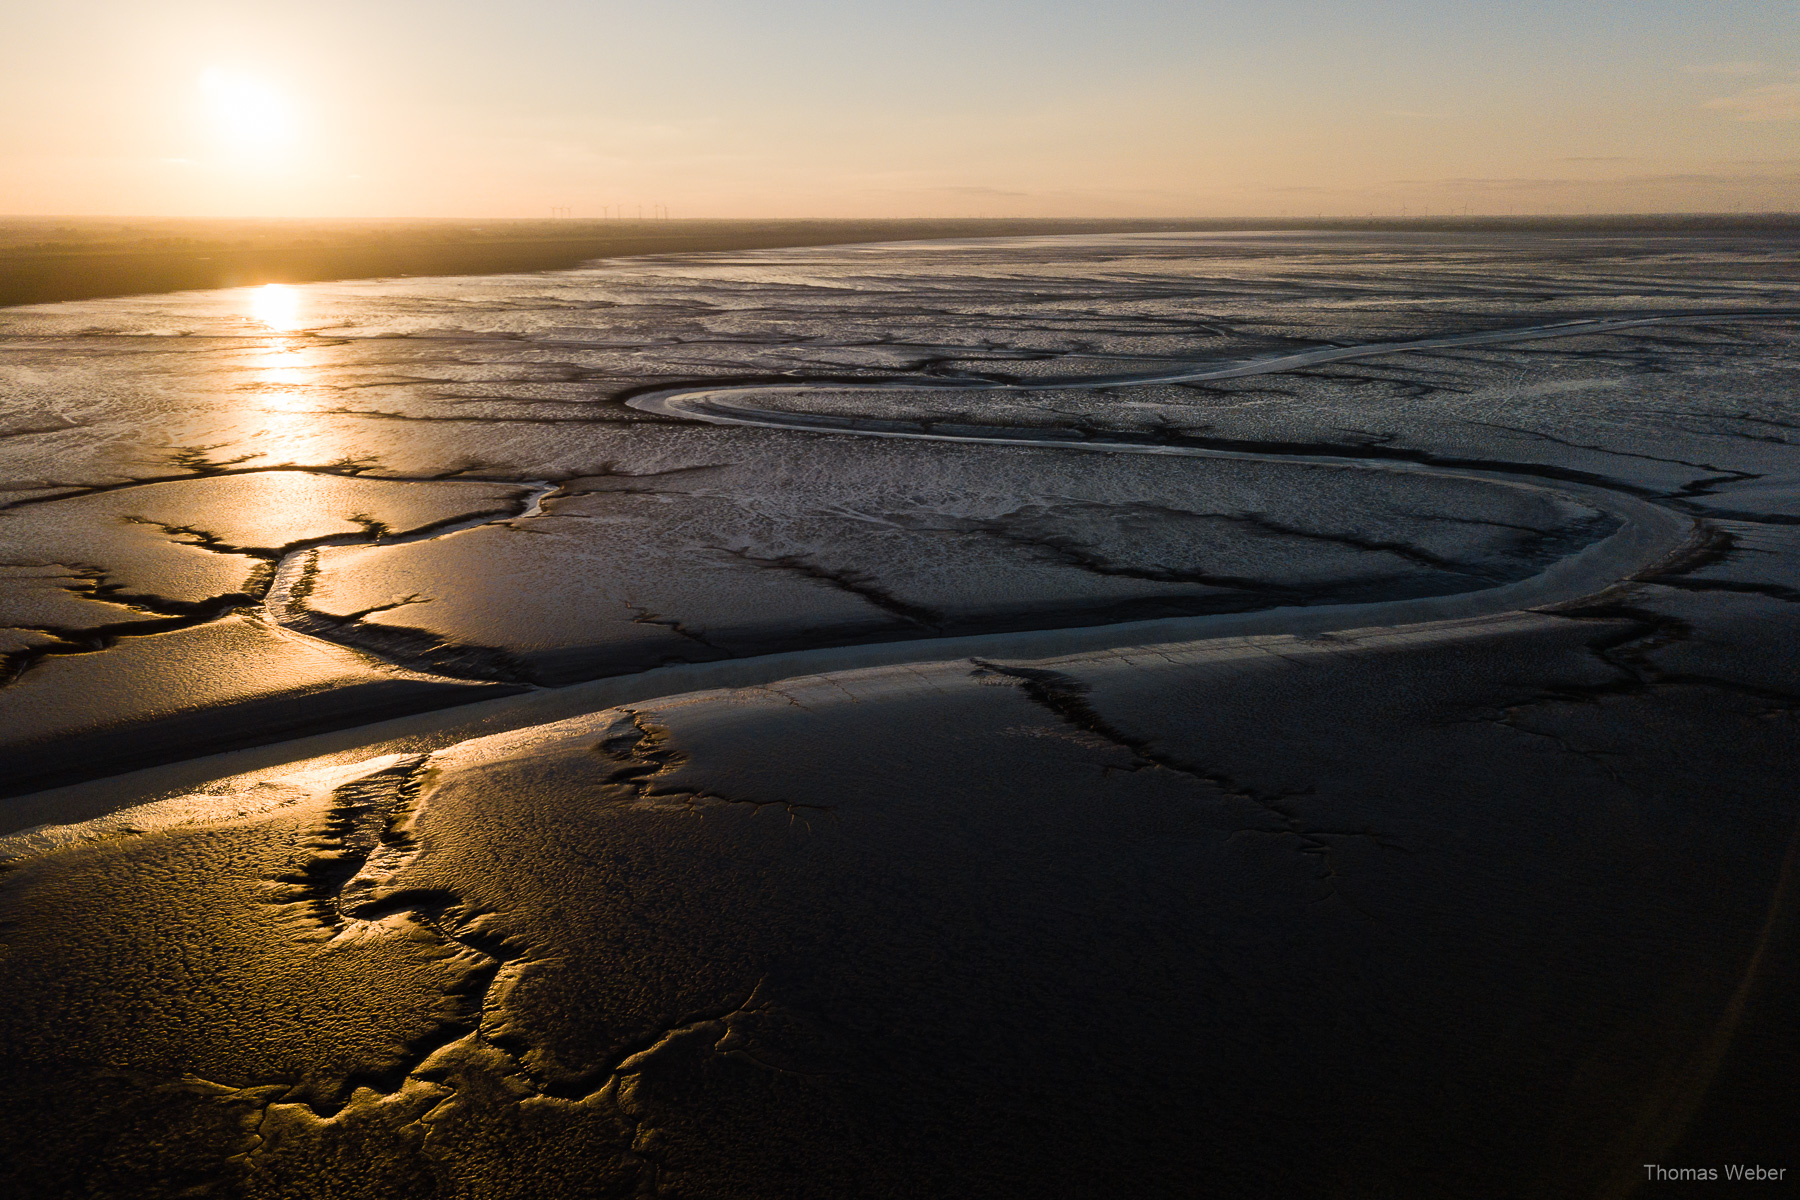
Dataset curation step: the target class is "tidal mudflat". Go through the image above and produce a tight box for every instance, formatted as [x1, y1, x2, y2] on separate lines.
[1, 229, 1795, 1196]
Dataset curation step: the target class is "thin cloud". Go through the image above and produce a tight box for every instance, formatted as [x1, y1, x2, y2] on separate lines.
[1393, 170, 1800, 190]
[1560, 156, 1637, 163]
[1714, 156, 1800, 167]
[1706, 83, 1800, 121]
[935, 185, 1032, 197]
[1683, 61, 1766, 76]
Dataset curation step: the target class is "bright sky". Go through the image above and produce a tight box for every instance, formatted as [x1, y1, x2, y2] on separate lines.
[3, 0, 1796, 218]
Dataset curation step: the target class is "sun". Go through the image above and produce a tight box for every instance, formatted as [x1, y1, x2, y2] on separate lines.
[199, 68, 296, 155]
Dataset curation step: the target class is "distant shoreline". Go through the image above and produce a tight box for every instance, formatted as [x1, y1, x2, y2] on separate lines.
[3, 213, 1796, 308]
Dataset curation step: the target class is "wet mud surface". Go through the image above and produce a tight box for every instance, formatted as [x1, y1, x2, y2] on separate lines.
[0, 230, 1795, 1196]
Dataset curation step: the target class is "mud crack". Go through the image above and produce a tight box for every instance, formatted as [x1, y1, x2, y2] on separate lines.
[596, 710, 834, 823]
[266, 550, 532, 683]
[270, 755, 433, 929]
[715, 546, 943, 629]
[971, 659, 1403, 901]
[623, 601, 728, 652]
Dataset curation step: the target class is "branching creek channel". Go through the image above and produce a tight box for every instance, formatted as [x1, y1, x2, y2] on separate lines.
[11, 308, 1796, 712]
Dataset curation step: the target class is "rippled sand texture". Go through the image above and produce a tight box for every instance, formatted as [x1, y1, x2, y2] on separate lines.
[0, 231, 1796, 1197]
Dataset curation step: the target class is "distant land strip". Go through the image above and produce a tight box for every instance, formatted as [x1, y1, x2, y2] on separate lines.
[2, 213, 1797, 308]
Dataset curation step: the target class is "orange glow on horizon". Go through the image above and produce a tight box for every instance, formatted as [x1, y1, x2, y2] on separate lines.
[2, 3, 1795, 219]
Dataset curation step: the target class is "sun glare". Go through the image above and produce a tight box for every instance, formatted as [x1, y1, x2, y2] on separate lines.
[249, 284, 303, 332]
[199, 68, 296, 155]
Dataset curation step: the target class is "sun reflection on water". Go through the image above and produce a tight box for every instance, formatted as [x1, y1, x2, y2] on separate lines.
[235, 335, 348, 465]
[249, 283, 303, 332]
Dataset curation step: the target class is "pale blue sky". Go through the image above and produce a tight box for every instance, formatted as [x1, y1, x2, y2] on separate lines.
[3, 0, 1795, 216]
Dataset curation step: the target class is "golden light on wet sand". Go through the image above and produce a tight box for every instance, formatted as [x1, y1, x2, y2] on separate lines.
[238, 335, 344, 462]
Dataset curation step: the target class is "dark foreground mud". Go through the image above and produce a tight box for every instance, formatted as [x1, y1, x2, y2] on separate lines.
[1, 593, 1794, 1198]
